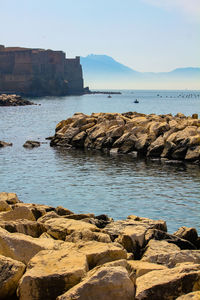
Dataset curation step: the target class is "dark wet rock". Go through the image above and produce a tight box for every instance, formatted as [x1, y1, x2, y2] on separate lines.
[23, 140, 40, 148]
[0, 140, 12, 147]
[0, 94, 35, 106]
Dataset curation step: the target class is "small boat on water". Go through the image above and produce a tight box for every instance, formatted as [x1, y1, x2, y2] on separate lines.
[107, 95, 112, 98]
[134, 99, 139, 103]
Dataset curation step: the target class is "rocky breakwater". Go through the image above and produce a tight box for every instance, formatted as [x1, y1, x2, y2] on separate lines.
[0, 192, 200, 300]
[0, 94, 35, 106]
[50, 112, 200, 164]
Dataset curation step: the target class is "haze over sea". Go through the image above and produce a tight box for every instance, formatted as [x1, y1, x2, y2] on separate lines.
[0, 90, 200, 233]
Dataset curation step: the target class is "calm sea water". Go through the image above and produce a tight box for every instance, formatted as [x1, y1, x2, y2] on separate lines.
[0, 90, 200, 233]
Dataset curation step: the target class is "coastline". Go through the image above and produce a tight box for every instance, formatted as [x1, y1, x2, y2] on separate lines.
[0, 192, 199, 299]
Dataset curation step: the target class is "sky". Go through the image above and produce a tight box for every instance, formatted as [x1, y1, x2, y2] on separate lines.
[0, 0, 200, 72]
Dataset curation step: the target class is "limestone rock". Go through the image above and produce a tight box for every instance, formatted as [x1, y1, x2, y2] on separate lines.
[0, 192, 20, 204]
[42, 217, 99, 240]
[0, 200, 11, 212]
[12, 202, 55, 219]
[176, 291, 200, 299]
[0, 255, 25, 299]
[0, 227, 67, 264]
[135, 264, 200, 300]
[55, 206, 74, 216]
[57, 265, 135, 300]
[142, 240, 200, 268]
[17, 249, 88, 300]
[65, 229, 111, 243]
[0, 206, 36, 221]
[174, 226, 198, 246]
[73, 241, 127, 269]
[37, 211, 60, 223]
[127, 260, 167, 278]
[0, 219, 46, 238]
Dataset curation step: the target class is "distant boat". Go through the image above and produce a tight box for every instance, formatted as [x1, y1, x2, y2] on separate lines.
[107, 95, 112, 98]
[134, 99, 139, 103]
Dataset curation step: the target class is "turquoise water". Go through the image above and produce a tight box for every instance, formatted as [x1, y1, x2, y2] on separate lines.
[0, 90, 200, 233]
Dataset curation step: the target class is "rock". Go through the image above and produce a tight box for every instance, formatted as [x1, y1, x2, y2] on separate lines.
[17, 249, 88, 300]
[141, 240, 200, 268]
[65, 229, 112, 243]
[0, 227, 67, 264]
[174, 226, 198, 246]
[127, 260, 167, 278]
[0, 219, 46, 238]
[0, 94, 34, 106]
[135, 264, 200, 300]
[0, 255, 25, 299]
[55, 206, 74, 216]
[50, 112, 200, 163]
[192, 114, 198, 119]
[0, 140, 12, 147]
[176, 291, 200, 299]
[12, 202, 55, 219]
[64, 213, 95, 221]
[37, 211, 60, 223]
[72, 241, 127, 269]
[42, 217, 99, 240]
[57, 264, 135, 300]
[0, 192, 20, 204]
[0, 200, 12, 212]
[23, 140, 40, 148]
[145, 228, 197, 250]
[0, 206, 36, 221]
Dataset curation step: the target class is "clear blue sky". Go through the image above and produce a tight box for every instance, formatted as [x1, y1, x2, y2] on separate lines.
[0, 0, 199, 72]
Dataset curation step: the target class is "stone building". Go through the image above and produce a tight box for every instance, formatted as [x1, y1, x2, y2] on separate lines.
[0, 45, 84, 96]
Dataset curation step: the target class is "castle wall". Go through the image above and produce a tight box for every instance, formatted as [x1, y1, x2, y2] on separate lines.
[0, 46, 84, 96]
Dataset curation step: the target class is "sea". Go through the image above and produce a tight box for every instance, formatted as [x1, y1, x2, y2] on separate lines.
[0, 90, 200, 233]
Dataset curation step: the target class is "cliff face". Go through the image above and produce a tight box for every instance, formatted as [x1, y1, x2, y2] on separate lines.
[0, 45, 84, 96]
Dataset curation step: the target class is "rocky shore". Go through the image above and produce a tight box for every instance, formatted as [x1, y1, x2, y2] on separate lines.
[0, 94, 35, 106]
[0, 192, 199, 300]
[50, 112, 200, 164]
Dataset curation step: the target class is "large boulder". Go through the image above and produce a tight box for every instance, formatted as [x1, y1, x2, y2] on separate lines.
[0, 206, 36, 222]
[0, 192, 20, 204]
[17, 249, 88, 300]
[0, 219, 46, 238]
[127, 260, 167, 278]
[42, 217, 99, 240]
[57, 263, 135, 300]
[135, 264, 200, 300]
[65, 229, 112, 243]
[0, 255, 25, 299]
[0, 227, 68, 264]
[173, 226, 199, 247]
[176, 291, 200, 299]
[0, 200, 11, 212]
[141, 240, 200, 268]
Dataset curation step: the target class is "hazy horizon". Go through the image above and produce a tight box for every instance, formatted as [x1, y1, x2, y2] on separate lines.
[0, 0, 199, 73]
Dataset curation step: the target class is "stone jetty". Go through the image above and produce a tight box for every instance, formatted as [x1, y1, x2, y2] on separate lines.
[0, 192, 199, 299]
[0, 94, 35, 106]
[50, 112, 200, 164]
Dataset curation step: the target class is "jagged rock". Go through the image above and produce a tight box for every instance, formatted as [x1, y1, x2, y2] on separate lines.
[23, 140, 40, 148]
[0, 94, 34, 106]
[37, 211, 60, 223]
[135, 264, 200, 300]
[127, 260, 167, 278]
[0, 206, 36, 221]
[0, 192, 20, 204]
[0, 140, 12, 147]
[64, 213, 95, 220]
[65, 229, 111, 243]
[50, 112, 200, 163]
[57, 264, 135, 300]
[0, 255, 25, 299]
[174, 226, 198, 246]
[42, 217, 99, 240]
[0, 200, 11, 212]
[103, 216, 167, 256]
[17, 249, 88, 300]
[0, 219, 46, 238]
[145, 228, 196, 250]
[176, 291, 200, 299]
[12, 202, 55, 219]
[141, 240, 200, 267]
[55, 206, 74, 216]
[0, 227, 68, 264]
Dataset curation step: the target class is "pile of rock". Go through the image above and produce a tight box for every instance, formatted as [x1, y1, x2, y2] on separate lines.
[0, 192, 199, 299]
[50, 112, 200, 163]
[0, 94, 35, 106]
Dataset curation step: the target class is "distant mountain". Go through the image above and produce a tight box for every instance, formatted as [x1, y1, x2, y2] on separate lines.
[80, 55, 200, 89]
